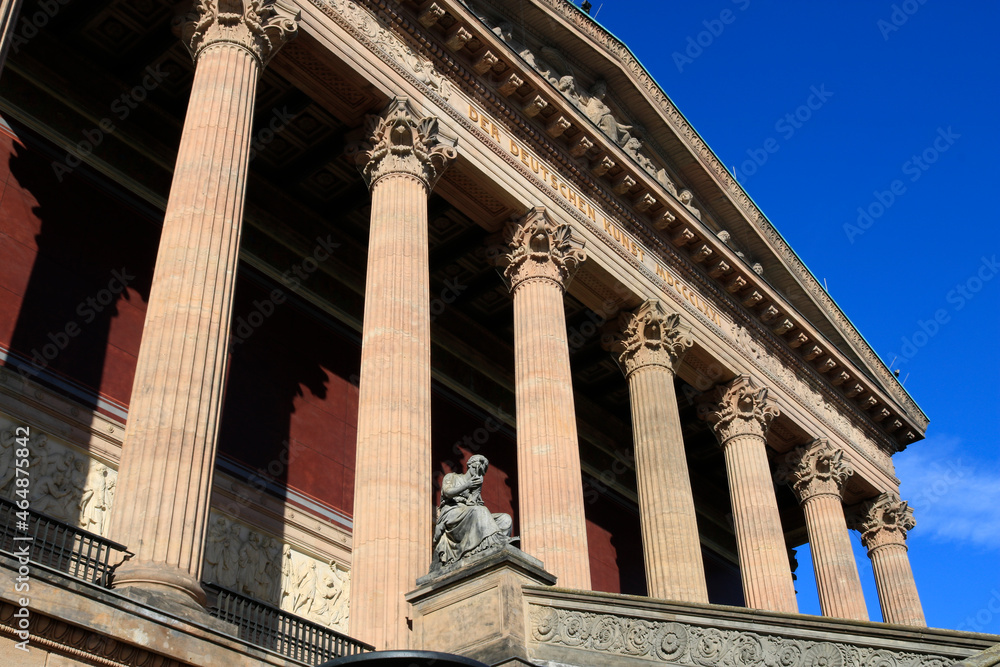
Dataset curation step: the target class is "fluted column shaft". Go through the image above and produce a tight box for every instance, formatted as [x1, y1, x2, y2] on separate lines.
[608, 299, 706, 602]
[513, 276, 591, 589]
[629, 366, 707, 601]
[855, 492, 925, 626]
[802, 493, 868, 620]
[351, 172, 432, 649]
[705, 375, 796, 613]
[778, 440, 867, 620]
[109, 43, 260, 606]
[502, 207, 590, 590]
[723, 433, 797, 612]
[0, 0, 23, 77]
[347, 98, 456, 650]
[870, 541, 923, 626]
[108, 1, 298, 608]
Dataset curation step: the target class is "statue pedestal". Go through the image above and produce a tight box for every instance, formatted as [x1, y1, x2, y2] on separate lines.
[406, 545, 556, 666]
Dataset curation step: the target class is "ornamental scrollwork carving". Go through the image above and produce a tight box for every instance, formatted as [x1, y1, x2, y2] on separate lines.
[702, 375, 779, 446]
[315, 0, 453, 101]
[180, 0, 300, 67]
[604, 299, 692, 377]
[528, 604, 952, 667]
[775, 439, 854, 502]
[347, 97, 458, 190]
[499, 206, 586, 291]
[850, 492, 916, 551]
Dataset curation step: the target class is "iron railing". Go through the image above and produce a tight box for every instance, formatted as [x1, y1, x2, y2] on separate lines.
[0, 495, 132, 586]
[0, 496, 372, 664]
[204, 582, 373, 665]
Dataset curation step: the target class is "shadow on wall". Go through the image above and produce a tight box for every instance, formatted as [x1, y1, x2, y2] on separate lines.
[1, 129, 158, 407]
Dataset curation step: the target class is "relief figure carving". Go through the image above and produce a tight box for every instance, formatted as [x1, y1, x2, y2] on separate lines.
[0, 425, 118, 534]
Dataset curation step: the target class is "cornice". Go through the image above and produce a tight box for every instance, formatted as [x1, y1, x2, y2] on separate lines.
[499, 0, 925, 428]
[304, 0, 914, 470]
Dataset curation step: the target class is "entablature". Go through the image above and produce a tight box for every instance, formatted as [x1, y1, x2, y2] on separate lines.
[378, 0, 925, 434]
[307, 0, 926, 456]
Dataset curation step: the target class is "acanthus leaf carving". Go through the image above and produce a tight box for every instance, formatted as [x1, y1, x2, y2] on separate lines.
[850, 492, 916, 551]
[470, 0, 925, 434]
[702, 375, 779, 445]
[605, 299, 692, 377]
[181, 0, 300, 67]
[499, 206, 586, 291]
[775, 438, 854, 501]
[347, 97, 458, 190]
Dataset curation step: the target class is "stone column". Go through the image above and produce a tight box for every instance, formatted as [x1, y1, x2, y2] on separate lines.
[0, 0, 23, 78]
[776, 440, 868, 620]
[605, 299, 707, 602]
[703, 375, 797, 613]
[107, 1, 298, 609]
[852, 492, 926, 626]
[500, 207, 591, 590]
[347, 98, 457, 650]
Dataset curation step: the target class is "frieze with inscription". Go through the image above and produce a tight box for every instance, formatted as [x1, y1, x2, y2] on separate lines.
[308, 0, 916, 462]
[728, 324, 890, 470]
[478, 0, 924, 426]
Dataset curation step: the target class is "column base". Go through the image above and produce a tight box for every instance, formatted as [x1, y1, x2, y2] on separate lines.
[111, 561, 225, 630]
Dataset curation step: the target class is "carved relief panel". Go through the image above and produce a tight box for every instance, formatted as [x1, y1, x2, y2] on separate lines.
[203, 512, 351, 632]
[0, 415, 118, 537]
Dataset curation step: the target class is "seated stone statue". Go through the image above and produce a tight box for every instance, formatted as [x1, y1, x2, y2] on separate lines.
[432, 455, 514, 570]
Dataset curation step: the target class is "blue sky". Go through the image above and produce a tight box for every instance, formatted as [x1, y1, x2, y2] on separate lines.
[572, 0, 1000, 632]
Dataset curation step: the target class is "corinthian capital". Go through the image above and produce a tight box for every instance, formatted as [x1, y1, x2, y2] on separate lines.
[850, 492, 916, 551]
[347, 97, 458, 190]
[500, 207, 586, 291]
[702, 375, 779, 446]
[180, 0, 300, 67]
[775, 439, 854, 501]
[605, 299, 692, 377]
